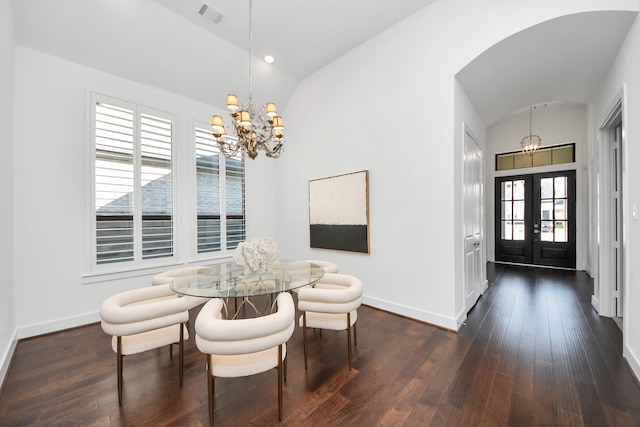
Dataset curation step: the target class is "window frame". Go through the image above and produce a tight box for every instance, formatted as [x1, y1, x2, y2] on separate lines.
[87, 95, 247, 278]
[89, 93, 177, 274]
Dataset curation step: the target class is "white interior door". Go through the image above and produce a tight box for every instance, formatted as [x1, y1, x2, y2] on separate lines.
[612, 124, 623, 317]
[464, 131, 483, 312]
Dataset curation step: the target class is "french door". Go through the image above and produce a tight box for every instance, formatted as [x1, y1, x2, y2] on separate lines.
[495, 170, 576, 268]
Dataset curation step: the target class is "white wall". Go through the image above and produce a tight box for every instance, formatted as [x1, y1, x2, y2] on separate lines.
[485, 103, 590, 269]
[276, 0, 636, 330]
[11, 47, 278, 338]
[594, 12, 640, 380]
[0, 0, 16, 384]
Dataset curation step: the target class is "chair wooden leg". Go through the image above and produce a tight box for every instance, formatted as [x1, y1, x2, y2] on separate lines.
[354, 321, 358, 347]
[169, 343, 173, 359]
[117, 336, 123, 405]
[347, 313, 352, 370]
[179, 323, 184, 387]
[278, 344, 283, 421]
[302, 313, 308, 370]
[207, 355, 214, 427]
[284, 351, 288, 384]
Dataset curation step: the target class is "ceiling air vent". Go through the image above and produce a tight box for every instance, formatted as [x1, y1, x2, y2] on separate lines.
[198, 3, 224, 24]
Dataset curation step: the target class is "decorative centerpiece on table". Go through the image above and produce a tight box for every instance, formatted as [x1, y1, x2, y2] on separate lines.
[233, 237, 279, 275]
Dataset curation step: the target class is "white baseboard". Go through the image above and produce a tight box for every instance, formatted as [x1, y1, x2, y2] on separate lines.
[16, 312, 100, 340]
[362, 296, 459, 331]
[0, 331, 18, 389]
[1, 312, 100, 389]
[624, 342, 640, 384]
[591, 295, 600, 312]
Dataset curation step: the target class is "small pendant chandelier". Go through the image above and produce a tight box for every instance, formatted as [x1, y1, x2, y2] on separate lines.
[211, 0, 285, 159]
[520, 105, 542, 156]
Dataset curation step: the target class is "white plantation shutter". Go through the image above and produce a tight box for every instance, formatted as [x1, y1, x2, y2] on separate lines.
[95, 102, 135, 264]
[194, 126, 245, 254]
[195, 127, 222, 253]
[91, 94, 244, 273]
[225, 154, 245, 250]
[140, 113, 173, 259]
[93, 96, 174, 267]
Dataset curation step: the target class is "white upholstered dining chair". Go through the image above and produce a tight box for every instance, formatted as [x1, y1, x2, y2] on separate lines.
[297, 273, 363, 370]
[289, 259, 339, 294]
[99, 284, 199, 405]
[151, 265, 208, 310]
[303, 259, 338, 274]
[195, 292, 295, 427]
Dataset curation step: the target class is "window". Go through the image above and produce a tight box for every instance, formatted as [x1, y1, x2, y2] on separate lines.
[500, 179, 525, 240]
[495, 143, 575, 171]
[195, 126, 245, 254]
[90, 94, 246, 274]
[539, 176, 568, 242]
[93, 95, 175, 268]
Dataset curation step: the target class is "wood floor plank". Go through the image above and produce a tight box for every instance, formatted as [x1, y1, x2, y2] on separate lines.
[2, 263, 640, 426]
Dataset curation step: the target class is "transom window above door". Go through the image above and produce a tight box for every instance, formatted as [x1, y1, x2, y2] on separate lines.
[495, 143, 575, 171]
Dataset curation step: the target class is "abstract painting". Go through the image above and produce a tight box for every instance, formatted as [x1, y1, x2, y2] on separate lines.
[308, 170, 370, 253]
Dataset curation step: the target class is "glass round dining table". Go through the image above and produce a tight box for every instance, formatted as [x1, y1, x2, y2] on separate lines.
[168, 259, 325, 299]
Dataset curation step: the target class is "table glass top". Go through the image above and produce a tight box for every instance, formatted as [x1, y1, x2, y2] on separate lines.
[169, 260, 325, 298]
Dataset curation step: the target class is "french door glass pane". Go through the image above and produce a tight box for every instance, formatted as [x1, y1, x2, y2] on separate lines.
[513, 221, 525, 240]
[513, 180, 525, 199]
[513, 201, 525, 220]
[555, 221, 568, 242]
[555, 177, 567, 198]
[541, 221, 553, 241]
[502, 181, 512, 200]
[541, 178, 553, 198]
[541, 201, 554, 220]
[555, 199, 567, 220]
[502, 221, 512, 240]
[502, 201, 512, 219]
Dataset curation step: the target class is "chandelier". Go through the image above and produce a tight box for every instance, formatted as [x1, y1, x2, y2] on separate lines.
[211, 0, 284, 159]
[520, 105, 542, 156]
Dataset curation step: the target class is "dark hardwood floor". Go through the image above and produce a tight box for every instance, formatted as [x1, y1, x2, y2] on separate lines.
[1, 263, 640, 426]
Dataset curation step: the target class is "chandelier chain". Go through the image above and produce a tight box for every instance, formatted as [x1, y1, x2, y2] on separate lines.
[248, 0, 253, 102]
[520, 104, 542, 156]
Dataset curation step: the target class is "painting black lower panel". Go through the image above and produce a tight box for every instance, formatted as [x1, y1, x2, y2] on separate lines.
[310, 224, 368, 253]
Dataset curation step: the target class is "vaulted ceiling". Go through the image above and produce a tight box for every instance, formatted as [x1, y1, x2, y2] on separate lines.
[456, 10, 637, 126]
[11, 0, 638, 126]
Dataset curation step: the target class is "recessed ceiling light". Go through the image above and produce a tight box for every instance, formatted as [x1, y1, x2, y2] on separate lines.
[264, 55, 275, 64]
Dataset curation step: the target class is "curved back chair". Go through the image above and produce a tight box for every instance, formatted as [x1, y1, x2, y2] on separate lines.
[303, 259, 338, 274]
[151, 266, 208, 309]
[152, 265, 207, 285]
[195, 292, 295, 427]
[100, 284, 197, 405]
[290, 260, 338, 294]
[297, 273, 363, 370]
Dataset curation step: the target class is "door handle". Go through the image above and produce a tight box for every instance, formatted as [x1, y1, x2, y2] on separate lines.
[534, 230, 540, 234]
